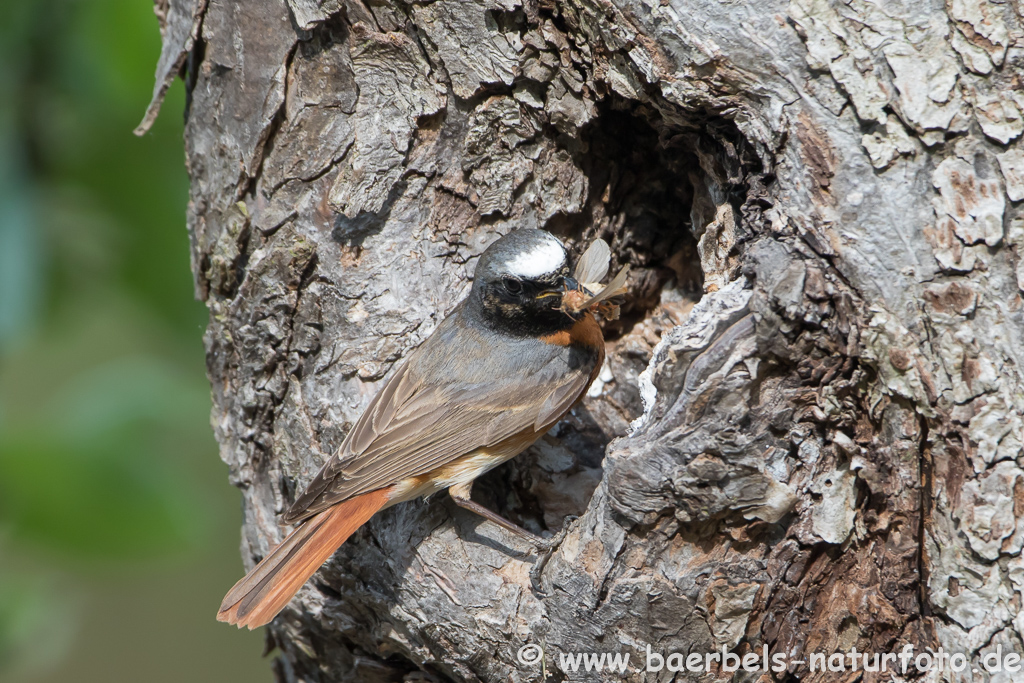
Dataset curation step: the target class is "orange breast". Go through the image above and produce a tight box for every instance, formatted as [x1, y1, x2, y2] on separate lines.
[541, 312, 605, 389]
[541, 312, 605, 352]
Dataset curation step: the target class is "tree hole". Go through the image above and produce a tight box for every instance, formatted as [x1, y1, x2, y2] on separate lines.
[475, 96, 759, 535]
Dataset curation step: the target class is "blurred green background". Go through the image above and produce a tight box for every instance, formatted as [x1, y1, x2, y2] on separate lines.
[0, 1, 271, 681]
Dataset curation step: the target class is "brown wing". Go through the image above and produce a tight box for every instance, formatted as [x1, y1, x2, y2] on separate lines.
[284, 336, 597, 524]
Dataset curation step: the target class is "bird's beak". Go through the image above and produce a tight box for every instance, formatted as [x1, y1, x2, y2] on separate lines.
[536, 276, 581, 302]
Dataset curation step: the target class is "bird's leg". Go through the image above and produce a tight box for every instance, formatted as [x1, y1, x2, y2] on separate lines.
[449, 481, 568, 551]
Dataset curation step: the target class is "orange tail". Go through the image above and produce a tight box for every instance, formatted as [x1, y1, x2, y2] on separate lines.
[217, 488, 391, 629]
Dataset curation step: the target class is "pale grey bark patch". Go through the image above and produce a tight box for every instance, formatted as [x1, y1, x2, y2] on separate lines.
[288, 0, 344, 31]
[262, 26, 358, 191]
[327, 23, 443, 218]
[932, 151, 1005, 249]
[135, 0, 207, 135]
[1000, 147, 1024, 202]
[410, 0, 520, 100]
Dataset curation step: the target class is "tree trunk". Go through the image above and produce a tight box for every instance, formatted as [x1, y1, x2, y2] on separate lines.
[141, 0, 1024, 680]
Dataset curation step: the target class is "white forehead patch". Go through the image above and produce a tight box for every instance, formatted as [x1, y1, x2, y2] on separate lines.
[503, 238, 566, 278]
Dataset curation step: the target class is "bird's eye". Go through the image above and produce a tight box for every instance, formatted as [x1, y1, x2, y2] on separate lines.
[502, 277, 523, 295]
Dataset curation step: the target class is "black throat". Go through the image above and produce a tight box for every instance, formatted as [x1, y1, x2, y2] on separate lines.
[466, 289, 579, 338]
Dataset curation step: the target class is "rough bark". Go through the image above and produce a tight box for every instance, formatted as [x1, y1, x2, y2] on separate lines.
[141, 0, 1024, 680]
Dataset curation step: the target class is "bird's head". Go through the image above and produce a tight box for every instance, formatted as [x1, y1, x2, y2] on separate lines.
[471, 229, 582, 336]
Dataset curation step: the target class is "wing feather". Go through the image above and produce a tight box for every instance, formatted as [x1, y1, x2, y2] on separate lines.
[534, 370, 592, 431]
[284, 340, 595, 524]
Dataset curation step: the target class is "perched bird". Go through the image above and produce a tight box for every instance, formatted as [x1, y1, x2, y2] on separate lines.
[218, 229, 608, 629]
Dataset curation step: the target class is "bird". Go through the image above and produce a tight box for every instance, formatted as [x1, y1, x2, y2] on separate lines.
[217, 228, 612, 629]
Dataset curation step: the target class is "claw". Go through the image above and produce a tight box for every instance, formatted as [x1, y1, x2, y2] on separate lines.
[528, 516, 578, 594]
[528, 516, 576, 552]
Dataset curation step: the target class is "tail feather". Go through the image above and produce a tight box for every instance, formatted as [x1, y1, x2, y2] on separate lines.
[217, 487, 391, 629]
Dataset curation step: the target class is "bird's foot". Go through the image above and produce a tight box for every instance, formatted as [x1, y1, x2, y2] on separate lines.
[528, 516, 578, 594]
[528, 515, 577, 552]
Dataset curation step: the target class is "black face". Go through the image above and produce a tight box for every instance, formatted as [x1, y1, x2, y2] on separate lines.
[468, 230, 581, 337]
[479, 266, 578, 335]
